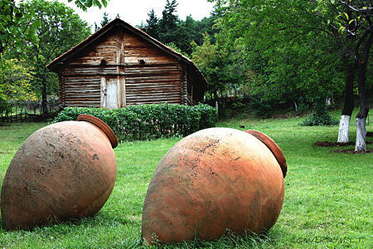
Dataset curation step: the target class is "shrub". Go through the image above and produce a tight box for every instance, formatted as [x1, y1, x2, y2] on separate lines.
[52, 103, 217, 141]
[206, 94, 282, 119]
[300, 102, 338, 126]
[0, 94, 10, 116]
[246, 95, 272, 118]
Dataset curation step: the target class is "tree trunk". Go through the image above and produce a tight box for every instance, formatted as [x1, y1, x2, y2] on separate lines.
[337, 62, 356, 143]
[41, 75, 48, 116]
[354, 32, 373, 152]
[355, 117, 367, 151]
[355, 79, 369, 152]
[338, 115, 351, 143]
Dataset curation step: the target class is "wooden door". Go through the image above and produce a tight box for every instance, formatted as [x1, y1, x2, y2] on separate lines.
[101, 77, 118, 109]
[101, 76, 125, 109]
[106, 78, 118, 109]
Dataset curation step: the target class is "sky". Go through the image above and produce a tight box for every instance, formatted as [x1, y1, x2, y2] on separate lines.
[60, 0, 215, 28]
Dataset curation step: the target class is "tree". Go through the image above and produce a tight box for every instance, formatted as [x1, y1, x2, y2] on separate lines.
[208, 0, 345, 113]
[293, 1, 358, 139]
[140, 1, 217, 55]
[0, 0, 107, 117]
[157, 0, 193, 53]
[142, 0, 195, 54]
[0, 0, 36, 113]
[209, 0, 372, 150]
[0, 0, 107, 54]
[316, 0, 373, 150]
[158, 0, 179, 43]
[337, 57, 357, 143]
[337, 0, 373, 151]
[67, 0, 109, 11]
[22, 0, 91, 115]
[0, 0, 39, 55]
[330, 4, 359, 143]
[191, 34, 235, 99]
[144, 9, 160, 39]
[0, 59, 36, 115]
[95, 11, 110, 31]
[185, 15, 218, 46]
[310, 0, 373, 149]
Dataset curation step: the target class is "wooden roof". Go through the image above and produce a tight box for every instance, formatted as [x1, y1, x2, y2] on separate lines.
[47, 18, 207, 87]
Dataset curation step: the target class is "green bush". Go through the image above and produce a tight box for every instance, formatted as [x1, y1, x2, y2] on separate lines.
[52, 103, 217, 141]
[0, 95, 10, 116]
[206, 94, 286, 119]
[300, 102, 338, 126]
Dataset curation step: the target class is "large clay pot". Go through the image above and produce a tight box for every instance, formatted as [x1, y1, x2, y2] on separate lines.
[1, 115, 118, 230]
[142, 128, 287, 244]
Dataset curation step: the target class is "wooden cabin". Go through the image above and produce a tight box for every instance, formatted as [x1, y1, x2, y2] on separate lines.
[47, 18, 207, 109]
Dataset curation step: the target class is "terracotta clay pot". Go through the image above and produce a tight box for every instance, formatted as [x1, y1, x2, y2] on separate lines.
[244, 129, 287, 177]
[142, 128, 286, 244]
[1, 115, 118, 230]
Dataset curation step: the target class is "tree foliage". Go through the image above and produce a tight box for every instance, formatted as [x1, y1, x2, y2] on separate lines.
[67, 0, 109, 11]
[335, 0, 373, 120]
[0, 59, 36, 114]
[94, 11, 110, 31]
[140, 0, 218, 55]
[0, 0, 91, 115]
[0, 59, 35, 101]
[20, 0, 91, 114]
[209, 1, 346, 106]
[0, 0, 38, 55]
[0, 0, 105, 115]
[191, 33, 238, 98]
[158, 0, 179, 43]
[144, 9, 159, 38]
[0, 0, 106, 55]
[202, 0, 372, 134]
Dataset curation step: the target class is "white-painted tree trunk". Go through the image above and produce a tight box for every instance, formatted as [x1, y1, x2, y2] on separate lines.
[337, 115, 351, 143]
[355, 117, 367, 152]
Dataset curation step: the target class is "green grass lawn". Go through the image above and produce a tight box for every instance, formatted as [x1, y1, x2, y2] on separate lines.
[0, 112, 372, 248]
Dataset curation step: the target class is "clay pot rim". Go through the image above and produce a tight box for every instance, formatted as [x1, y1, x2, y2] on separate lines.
[77, 114, 118, 148]
[245, 129, 287, 177]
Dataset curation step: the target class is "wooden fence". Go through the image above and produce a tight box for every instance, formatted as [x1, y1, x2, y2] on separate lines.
[0, 99, 60, 124]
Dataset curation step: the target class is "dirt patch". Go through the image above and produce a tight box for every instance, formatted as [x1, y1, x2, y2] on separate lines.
[313, 141, 373, 153]
[332, 149, 373, 154]
[313, 141, 354, 147]
[313, 141, 372, 147]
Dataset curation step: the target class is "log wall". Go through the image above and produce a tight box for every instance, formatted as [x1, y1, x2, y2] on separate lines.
[60, 28, 186, 108]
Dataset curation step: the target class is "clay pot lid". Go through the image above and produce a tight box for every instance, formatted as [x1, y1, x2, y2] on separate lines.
[245, 130, 287, 177]
[77, 114, 118, 149]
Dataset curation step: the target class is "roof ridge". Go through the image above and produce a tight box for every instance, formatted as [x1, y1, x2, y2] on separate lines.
[48, 18, 192, 69]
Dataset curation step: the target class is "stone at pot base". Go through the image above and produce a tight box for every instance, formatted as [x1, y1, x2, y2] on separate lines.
[1, 115, 118, 230]
[142, 127, 287, 244]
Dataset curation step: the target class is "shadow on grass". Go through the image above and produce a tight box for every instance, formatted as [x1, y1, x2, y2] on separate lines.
[313, 141, 373, 153]
[147, 229, 275, 248]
